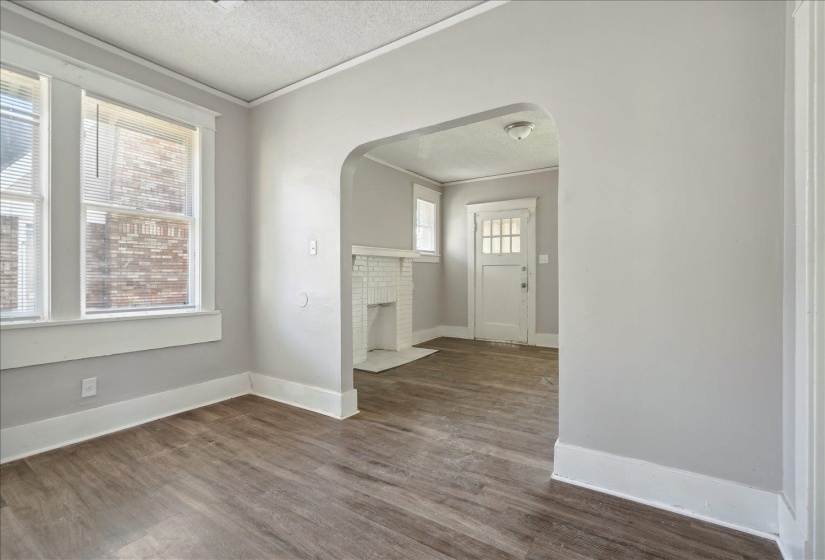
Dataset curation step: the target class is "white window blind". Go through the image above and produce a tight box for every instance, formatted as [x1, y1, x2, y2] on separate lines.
[416, 198, 436, 253]
[1, 66, 46, 320]
[82, 94, 198, 313]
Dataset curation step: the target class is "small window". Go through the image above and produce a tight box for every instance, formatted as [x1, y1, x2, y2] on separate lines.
[482, 217, 521, 254]
[413, 183, 441, 259]
[82, 94, 198, 313]
[0, 66, 48, 321]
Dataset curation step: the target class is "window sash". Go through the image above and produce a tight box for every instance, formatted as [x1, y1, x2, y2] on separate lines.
[0, 66, 48, 322]
[80, 92, 199, 315]
[416, 197, 437, 253]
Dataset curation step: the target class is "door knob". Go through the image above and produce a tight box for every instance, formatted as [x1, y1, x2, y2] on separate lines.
[521, 283, 527, 288]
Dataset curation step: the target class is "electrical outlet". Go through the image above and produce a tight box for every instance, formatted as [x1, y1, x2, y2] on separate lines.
[539, 254, 549, 264]
[81, 377, 97, 398]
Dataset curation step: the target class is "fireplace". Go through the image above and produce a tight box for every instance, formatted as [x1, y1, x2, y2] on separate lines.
[351, 246, 418, 365]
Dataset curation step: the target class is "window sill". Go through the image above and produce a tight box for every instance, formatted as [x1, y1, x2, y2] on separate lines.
[0, 310, 222, 370]
[415, 254, 441, 263]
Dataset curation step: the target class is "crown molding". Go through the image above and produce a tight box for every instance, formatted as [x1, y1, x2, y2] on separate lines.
[363, 154, 443, 185]
[442, 166, 558, 186]
[248, 1, 509, 107]
[0, 1, 248, 107]
[2, 0, 510, 109]
[364, 155, 558, 187]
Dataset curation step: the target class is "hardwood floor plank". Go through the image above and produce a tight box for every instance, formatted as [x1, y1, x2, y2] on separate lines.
[0, 338, 780, 559]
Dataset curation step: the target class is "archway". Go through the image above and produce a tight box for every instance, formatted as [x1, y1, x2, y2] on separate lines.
[339, 102, 561, 419]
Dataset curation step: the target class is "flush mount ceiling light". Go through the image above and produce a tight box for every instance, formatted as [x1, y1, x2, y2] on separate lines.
[505, 121, 535, 140]
[211, 0, 245, 13]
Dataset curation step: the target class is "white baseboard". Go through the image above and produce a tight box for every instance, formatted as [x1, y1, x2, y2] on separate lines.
[412, 326, 443, 345]
[552, 441, 779, 538]
[0, 372, 250, 463]
[249, 373, 359, 419]
[440, 325, 471, 339]
[413, 326, 558, 347]
[777, 493, 806, 559]
[534, 333, 559, 348]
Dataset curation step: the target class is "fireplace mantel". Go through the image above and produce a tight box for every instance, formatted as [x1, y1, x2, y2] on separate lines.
[352, 246, 420, 259]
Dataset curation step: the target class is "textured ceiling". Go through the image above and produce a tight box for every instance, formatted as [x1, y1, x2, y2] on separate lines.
[368, 111, 559, 184]
[13, 0, 483, 102]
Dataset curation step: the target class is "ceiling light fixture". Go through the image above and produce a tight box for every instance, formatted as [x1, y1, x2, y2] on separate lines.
[211, 0, 245, 14]
[505, 121, 535, 140]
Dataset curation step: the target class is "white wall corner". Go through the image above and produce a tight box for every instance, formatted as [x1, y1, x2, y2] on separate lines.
[777, 494, 806, 560]
[535, 333, 559, 348]
[552, 440, 780, 538]
[440, 325, 471, 339]
[412, 326, 443, 345]
[249, 373, 359, 419]
[0, 372, 250, 464]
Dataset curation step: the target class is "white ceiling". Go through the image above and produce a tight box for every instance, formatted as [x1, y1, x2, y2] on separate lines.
[13, 0, 483, 102]
[367, 110, 559, 184]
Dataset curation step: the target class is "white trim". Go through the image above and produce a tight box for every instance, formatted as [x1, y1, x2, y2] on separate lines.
[248, 1, 509, 107]
[2, 1, 509, 108]
[535, 333, 559, 348]
[363, 154, 441, 186]
[466, 197, 538, 344]
[414, 254, 440, 263]
[466, 197, 537, 214]
[364, 155, 559, 188]
[442, 166, 558, 186]
[440, 325, 471, 339]
[778, 494, 806, 560]
[552, 441, 779, 537]
[0, 311, 222, 369]
[0, 34, 219, 129]
[412, 326, 442, 345]
[0, 1, 248, 107]
[413, 183, 441, 258]
[249, 373, 359, 420]
[352, 246, 420, 259]
[0, 372, 250, 463]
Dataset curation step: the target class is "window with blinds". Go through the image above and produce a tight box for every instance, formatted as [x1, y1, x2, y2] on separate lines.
[82, 94, 198, 312]
[0, 66, 47, 320]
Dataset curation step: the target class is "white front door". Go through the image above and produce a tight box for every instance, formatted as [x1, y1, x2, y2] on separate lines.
[474, 209, 529, 343]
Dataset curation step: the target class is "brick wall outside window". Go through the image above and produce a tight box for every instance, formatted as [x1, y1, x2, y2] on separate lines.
[85, 124, 192, 310]
[0, 215, 18, 311]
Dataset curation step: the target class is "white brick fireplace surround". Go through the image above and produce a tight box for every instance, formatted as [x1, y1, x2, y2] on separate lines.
[352, 246, 418, 365]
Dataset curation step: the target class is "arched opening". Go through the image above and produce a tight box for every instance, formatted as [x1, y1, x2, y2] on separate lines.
[340, 102, 561, 454]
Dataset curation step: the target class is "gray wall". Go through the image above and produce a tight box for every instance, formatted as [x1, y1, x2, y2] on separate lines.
[0, 8, 250, 429]
[250, 0, 784, 490]
[352, 157, 442, 331]
[442, 170, 558, 335]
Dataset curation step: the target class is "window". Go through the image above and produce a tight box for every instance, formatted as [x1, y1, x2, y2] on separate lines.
[0, 66, 48, 321]
[413, 183, 441, 261]
[82, 95, 198, 313]
[0, 36, 220, 369]
[481, 217, 521, 254]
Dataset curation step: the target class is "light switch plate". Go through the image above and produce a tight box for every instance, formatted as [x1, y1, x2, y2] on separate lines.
[309, 240, 317, 255]
[539, 254, 549, 264]
[81, 377, 97, 398]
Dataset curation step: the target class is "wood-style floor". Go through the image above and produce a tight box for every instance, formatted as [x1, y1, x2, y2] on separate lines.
[0, 338, 780, 559]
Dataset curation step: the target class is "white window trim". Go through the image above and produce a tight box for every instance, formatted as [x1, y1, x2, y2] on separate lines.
[412, 183, 441, 263]
[0, 35, 221, 370]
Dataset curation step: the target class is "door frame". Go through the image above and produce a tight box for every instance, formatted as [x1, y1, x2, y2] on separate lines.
[466, 197, 537, 344]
